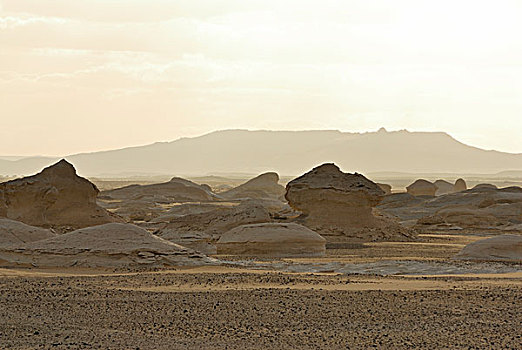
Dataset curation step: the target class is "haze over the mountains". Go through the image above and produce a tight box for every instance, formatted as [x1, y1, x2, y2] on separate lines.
[1, 129, 521, 177]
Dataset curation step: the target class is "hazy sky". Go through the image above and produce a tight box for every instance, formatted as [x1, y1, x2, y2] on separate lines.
[1, 0, 522, 156]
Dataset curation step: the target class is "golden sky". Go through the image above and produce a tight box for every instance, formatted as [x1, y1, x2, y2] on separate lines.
[1, 0, 521, 155]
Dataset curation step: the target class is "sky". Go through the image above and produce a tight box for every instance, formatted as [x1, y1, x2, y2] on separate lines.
[1, 0, 522, 156]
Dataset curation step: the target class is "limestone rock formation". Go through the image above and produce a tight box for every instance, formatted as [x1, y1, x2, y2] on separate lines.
[157, 202, 271, 254]
[377, 183, 392, 195]
[216, 223, 326, 257]
[286, 164, 384, 228]
[455, 234, 522, 262]
[0, 223, 217, 268]
[473, 183, 498, 190]
[0, 160, 117, 230]
[434, 180, 455, 196]
[220, 172, 285, 200]
[101, 177, 218, 203]
[285, 163, 416, 242]
[379, 186, 522, 229]
[454, 178, 467, 192]
[406, 179, 437, 196]
[0, 219, 56, 248]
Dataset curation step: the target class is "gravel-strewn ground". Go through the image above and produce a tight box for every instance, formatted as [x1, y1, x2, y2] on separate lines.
[0, 270, 521, 349]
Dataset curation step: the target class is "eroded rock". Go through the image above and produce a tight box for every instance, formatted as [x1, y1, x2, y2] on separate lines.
[0, 219, 56, 248]
[217, 223, 326, 257]
[285, 163, 416, 242]
[220, 172, 285, 200]
[455, 234, 522, 262]
[0, 160, 117, 230]
[0, 223, 218, 268]
[406, 179, 437, 196]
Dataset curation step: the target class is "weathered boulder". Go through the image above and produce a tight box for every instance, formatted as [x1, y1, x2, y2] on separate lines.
[0, 160, 117, 230]
[220, 172, 285, 200]
[217, 223, 326, 257]
[0, 218, 56, 248]
[0, 223, 217, 268]
[454, 178, 467, 192]
[406, 179, 437, 196]
[455, 234, 522, 262]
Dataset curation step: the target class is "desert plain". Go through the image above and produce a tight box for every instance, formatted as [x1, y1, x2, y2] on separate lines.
[0, 160, 521, 349]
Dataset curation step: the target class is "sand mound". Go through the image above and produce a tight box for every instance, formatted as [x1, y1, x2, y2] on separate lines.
[285, 163, 415, 242]
[221, 172, 285, 200]
[101, 177, 218, 203]
[0, 223, 217, 268]
[455, 234, 522, 262]
[406, 179, 437, 196]
[0, 160, 117, 230]
[0, 219, 56, 248]
[158, 202, 271, 254]
[217, 223, 326, 257]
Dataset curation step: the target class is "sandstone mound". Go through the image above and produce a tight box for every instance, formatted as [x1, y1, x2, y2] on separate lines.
[406, 179, 437, 196]
[455, 235, 522, 262]
[220, 172, 285, 200]
[158, 202, 271, 254]
[0, 223, 217, 268]
[454, 178, 467, 192]
[434, 180, 455, 196]
[101, 177, 218, 203]
[285, 163, 415, 242]
[217, 223, 326, 257]
[0, 160, 117, 230]
[0, 219, 56, 248]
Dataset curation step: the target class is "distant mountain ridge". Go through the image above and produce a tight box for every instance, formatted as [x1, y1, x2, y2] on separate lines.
[1, 129, 521, 177]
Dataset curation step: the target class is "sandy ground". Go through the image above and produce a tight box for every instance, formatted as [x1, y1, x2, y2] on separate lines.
[0, 267, 521, 349]
[1, 230, 521, 349]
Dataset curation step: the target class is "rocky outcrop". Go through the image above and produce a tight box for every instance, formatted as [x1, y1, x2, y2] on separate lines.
[377, 183, 392, 195]
[454, 178, 467, 192]
[455, 234, 522, 262]
[434, 180, 454, 196]
[286, 164, 384, 228]
[220, 172, 285, 200]
[285, 163, 415, 242]
[379, 186, 522, 229]
[157, 202, 271, 254]
[406, 179, 437, 196]
[0, 223, 218, 268]
[101, 177, 218, 203]
[216, 223, 326, 257]
[473, 183, 498, 190]
[0, 160, 117, 230]
[0, 219, 56, 248]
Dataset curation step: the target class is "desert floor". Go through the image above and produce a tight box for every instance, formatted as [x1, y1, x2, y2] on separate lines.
[1, 231, 521, 349]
